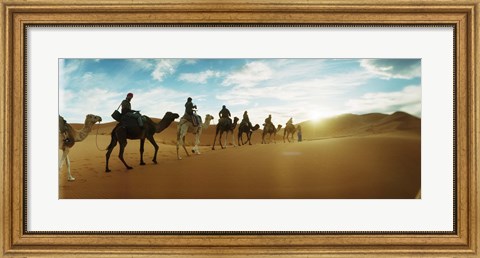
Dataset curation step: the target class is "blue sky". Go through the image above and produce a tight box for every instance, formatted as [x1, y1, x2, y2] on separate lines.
[59, 58, 421, 124]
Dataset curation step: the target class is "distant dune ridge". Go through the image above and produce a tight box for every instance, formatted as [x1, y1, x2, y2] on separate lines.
[298, 111, 420, 140]
[63, 111, 421, 199]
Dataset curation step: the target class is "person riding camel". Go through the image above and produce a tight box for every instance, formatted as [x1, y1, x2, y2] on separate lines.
[287, 117, 293, 125]
[219, 105, 232, 127]
[241, 111, 253, 129]
[265, 114, 274, 128]
[184, 97, 199, 126]
[121, 92, 143, 128]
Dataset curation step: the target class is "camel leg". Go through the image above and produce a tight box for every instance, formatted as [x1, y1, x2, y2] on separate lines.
[220, 131, 225, 149]
[224, 131, 229, 148]
[60, 148, 75, 181]
[118, 140, 133, 170]
[176, 128, 183, 160]
[176, 139, 182, 160]
[247, 132, 252, 145]
[105, 142, 117, 173]
[139, 138, 146, 165]
[237, 132, 242, 146]
[231, 131, 236, 147]
[283, 130, 286, 143]
[212, 129, 219, 150]
[176, 142, 181, 160]
[177, 135, 189, 160]
[193, 133, 201, 154]
[59, 149, 66, 170]
[241, 132, 247, 145]
[182, 136, 190, 156]
[147, 135, 159, 164]
[66, 154, 75, 181]
[105, 135, 118, 172]
[177, 126, 190, 160]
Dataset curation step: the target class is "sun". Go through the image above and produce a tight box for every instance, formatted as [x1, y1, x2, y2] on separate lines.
[309, 111, 321, 121]
[308, 110, 338, 122]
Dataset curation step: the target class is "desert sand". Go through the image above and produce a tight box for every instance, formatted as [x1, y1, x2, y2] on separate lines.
[60, 112, 421, 199]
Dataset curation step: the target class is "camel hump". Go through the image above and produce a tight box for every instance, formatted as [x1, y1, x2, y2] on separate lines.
[59, 115, 68, 133]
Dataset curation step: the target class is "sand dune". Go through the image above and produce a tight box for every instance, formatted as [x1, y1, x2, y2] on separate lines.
[297, 111, 420, 140]
[61, 112, 421, 199]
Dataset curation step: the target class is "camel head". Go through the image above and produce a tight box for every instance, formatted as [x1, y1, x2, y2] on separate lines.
[153, 112, 180, 133]
[85, 114, 102, 125]
[163, 112, 180, 123]
[233, 117, 239, 124]
[252, 124, 260, 131]
[277, 124, 283, 130]
[205, 114, 214, 122]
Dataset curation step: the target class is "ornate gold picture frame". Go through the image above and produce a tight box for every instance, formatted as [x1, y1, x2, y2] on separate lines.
[1, 0, 478, 256]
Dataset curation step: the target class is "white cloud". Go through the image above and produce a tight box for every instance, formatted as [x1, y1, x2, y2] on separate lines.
[215, 69, 373, 124]
[346, 85, 421, 116]
[360, 59, 421, 80]
[216, 71, 371, 106]
[59, 59, 83, 88]
[129, 59, 154, 70]
[151, 59, 181, 81]
[222, 61, 273, 88]
[178, 70, 221, 84]
[82, 72, 94, 81]
[184, 59, 197, 65]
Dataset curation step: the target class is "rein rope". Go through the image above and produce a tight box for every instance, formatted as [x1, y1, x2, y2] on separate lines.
[94, 121, 104, 151]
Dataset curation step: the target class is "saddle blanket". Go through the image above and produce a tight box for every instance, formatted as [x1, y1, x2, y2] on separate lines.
[181, 114, 202, 127]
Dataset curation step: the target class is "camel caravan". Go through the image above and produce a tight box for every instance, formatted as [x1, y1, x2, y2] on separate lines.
[59, 93, 303, 178]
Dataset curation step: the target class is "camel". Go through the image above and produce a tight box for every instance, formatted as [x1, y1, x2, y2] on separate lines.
[261, 124, 283, 144]
[212, 117, 239, 150]
[105, 112, 179, 172]
[59, 114, 102, 181]
[237, 123, 260, 146]
[283, 123, 297, 143]
[177, 114, 214, 160]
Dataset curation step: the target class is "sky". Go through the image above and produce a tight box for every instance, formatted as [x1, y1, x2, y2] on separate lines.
[59, 58, 421, 124]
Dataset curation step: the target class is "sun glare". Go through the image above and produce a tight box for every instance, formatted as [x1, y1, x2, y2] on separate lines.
[309, 111, 321, 121]
[308, 110, 339, 122]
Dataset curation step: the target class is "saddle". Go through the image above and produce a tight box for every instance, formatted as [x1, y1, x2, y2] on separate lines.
[119, 114, 146, 128]
[263, 122, 275, 131]
[219, 117, 232, 128]
[59, 115, 75, 148]
[239, 122, 250, 132]
[181, 114, 202, 127]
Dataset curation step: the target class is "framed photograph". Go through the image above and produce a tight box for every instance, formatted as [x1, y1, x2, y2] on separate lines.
[1, 0, 478, 257]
